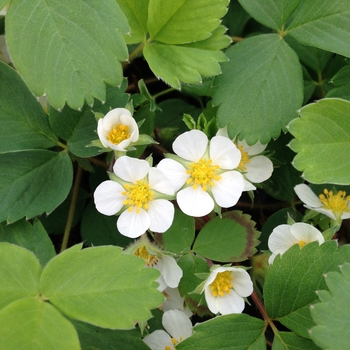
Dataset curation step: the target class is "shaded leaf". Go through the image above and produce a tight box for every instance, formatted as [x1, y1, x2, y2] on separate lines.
[272, 331, 321, 350]
[327, 65, 350, 101]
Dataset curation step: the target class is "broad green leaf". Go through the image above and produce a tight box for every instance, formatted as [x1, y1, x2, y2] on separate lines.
[0, 298, 80, 350]
[222, 0, 250, 37]
[287, 0, 350, 58]
[0, 1, 8, 11]
[264, 241, 350, 338]
[193, 211, 260, 262]
[147, 0, 229, 44]
[0, 219, 55, 267]
[238, 0, 301, 31]
[272, 332, 321, 350]
[0, 242, 41, 310]
[0, 150, 73, 223]
[213, 33, 303, 144]
[116, 0, 149, 44]
[154, 208, 195, 255]
[310, 264, 350, 350]
[178, 314, 266, 350]
[327, 65, 350, 101]
[288, 98, 350, 184]
[0, 61, 57, 153]
[40, 244, 163, 329]
[6, 0, 128, 110]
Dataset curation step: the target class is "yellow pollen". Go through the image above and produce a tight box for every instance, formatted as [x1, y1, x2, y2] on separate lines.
[165, 346, 172, 350]
[133, 246, 158, 266]
[171, 338, 178, 345]
[107, 123, 130, 145]
[298, 240, 307, 248]
[319, 189, 350, 213]
[122, 181, 153, 213]
[237, 145, 250, 171]
[186, 158, 221, 192]
[210, 271, 233, 297]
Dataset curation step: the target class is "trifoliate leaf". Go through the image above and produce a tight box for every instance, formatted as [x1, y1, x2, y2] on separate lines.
[147, 0, 229, 44]
[309, 264, 350, 350]
[0, 243, 41, 310]
[238, 0, 301, 31]
[288, 98, 350, 185]
[6, 0, 128, 110]
[40, 244, 164, 329]
[213, 33, 303, 145]
[0, 61, 57, 154]
[272, 331, 321, 350]
[264, 241, 350, 338]
[177, 314, 266, 350]
[287, 0, 350, 58]
[0, 298, 80, 350]
[193, 211, 260, 262]
[0, 150, 73, 223]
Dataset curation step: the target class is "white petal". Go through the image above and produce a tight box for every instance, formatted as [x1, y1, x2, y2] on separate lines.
[162, 310, 192, 342]
[243, 178, 256, 191]
[294, 184, 323, 208]
[341, 211, 350, 219]
[177, 187, 214, 217]
[211, 171, 244, 208]
[160, 254, 183, 288]
[94, 181, 124, 215]
[268, 224, 298, 257]
[149, 167, 174, 195]
[162, 287, 187, 313]
[268, 253, 278, 264]
[173, 130, 208, 162]
[237, 139, 267, 156]
[117, 208, 150, 238]
[155, 274, 167, 292]
[148, 200, 175, 233]
[204, 286, 219, 314]
[210, 136, 241, 169]
[312, 208, 336, 220]
[290, 223, 325, 245]
[143, 330, 174, 350]
[157, 159, 189, 192]
[113, 156, 149, 183]
[216, 126, 230, 138]
[216, 290, 245, 315]
[230, 269, 253, 297]
[244, 156, 273, 183]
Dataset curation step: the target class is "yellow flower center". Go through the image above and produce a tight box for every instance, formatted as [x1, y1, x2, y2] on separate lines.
[107, 123, 130, 145]
[211, 271, 233, 297]
[122, 181, 153, 213]
[186, 159, 221, 192]
[319, 189, 350, 213]
[134, 246, 158, 266]
[237, 145, 250, 171]
[298, 240, 307, 248]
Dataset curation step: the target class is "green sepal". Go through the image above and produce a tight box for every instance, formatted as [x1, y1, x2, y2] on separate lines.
[286, 213, 296, 225]
[93, 111, 105, 122]
[138, 79, 158, 112]
[130, 134, 158, 147]
[183, 113, 197, 130]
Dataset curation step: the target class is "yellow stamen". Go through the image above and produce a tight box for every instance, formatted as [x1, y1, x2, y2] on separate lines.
[165, 346, 173, 350]
[123, 181, 153, 213]
[133, 246, 158, 266]
[237, 145, 250, 171]
[298, 240, 307, 248]
[210, 271, 233, 297]
[107, 123, 130, 145]
[186, 159, 221, 192]
[319, 189, 350, 213]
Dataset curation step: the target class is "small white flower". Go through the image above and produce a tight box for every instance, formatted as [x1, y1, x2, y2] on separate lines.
[217, 127, 273, 191]
[157, 130, 244, 217]
[163, 287, 192, 317]
[268, 222, 325, 264]
[97, 108, 139, 151]
[294, 184, 350, 222]
[94, 156, 174, 238]
[202, 266, 253, 315]
[143, 310, 192, 350]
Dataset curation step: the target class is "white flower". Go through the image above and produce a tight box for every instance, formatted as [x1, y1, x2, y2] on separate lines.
[268, 222, 325, 264]
[163, 287, 192, 317]
[157, 130, 245, 217]
[143, 310, 192, 350]
[294, 184, 350, 222]
[217, 127, 273, 191]
[94, 156, 174, 238]
[97, 108, 139, 151]
[202, 266, 253, 315]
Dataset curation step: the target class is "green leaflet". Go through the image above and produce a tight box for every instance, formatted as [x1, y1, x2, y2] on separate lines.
[6, 0, 128, 110]
[272, 332, 321, 350]
[288, 98, 350, 185]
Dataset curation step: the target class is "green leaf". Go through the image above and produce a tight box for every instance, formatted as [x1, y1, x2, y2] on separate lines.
[213, 34, 303, 144]
[0, 150, 73, 223]
[272, 331, 321, 350]
[310, 264, 350, 350]
[177, 314, 266, 350]
[287, 0, 350, 58]
[6, 0, 128, 110]
[327, 65, 350, 101]
[0, 298, 80, 350]
[147, 0, 229, 44]
[0, 61, 57, 153]
[40, 244, 163, 329]
[264, 241, 350, 338]
[288, 98, 350, 185]
[193, 211, 260, 262]
[0, 1, 8, 11]
[0, 219, 55, 267]
[222, 1, 250, 37]
[238, 0, 301, 31]
[0, 242, 41, 310]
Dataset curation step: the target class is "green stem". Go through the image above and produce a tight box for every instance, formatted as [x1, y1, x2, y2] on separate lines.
[60, 165, 83, 252]
[128, 42, 145, 64]
[153, 88, 176, 100]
